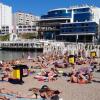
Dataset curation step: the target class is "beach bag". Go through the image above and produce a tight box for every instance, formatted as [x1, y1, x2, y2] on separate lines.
[11, 70, 20, 79]
[90, 51, 96, 58]
[68, 55, 75, 64]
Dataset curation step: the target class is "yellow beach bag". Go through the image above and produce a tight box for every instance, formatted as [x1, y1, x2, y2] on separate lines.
[90, 51, 96, 57]
[11, 70, 20, 79]
[69, 57, 75, 64]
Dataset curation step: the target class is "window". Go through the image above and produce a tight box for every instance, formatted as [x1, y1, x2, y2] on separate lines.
[23, 29, 27, 31]
[19, 29, 22, 31]
[81, 29, 85, 31]
[2, 27, 5, 29]
[74, 8, 90, 13]
[69, 24, 72, 27]
[26, 22, 29, 24]
[32, 26, 35, 28]
[28, 29, 31, 31]
[19, 26, 22, 28]
[86, 29, 88, 32]
[73, 24, 76, 27]
[69, 30, 72, 32]
[28, 26, 31, 28]
[23, 26, 27, 28]
[85, 24, 88, 26]
[19, 14, 22, 15]
[81, 23, 85, 26]
[6, 26, 9, 28]
[32, 29, 36, 31]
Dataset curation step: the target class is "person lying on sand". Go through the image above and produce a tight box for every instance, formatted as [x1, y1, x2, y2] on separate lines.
[34, 68, 58, 82]
[0, 88, 19, 95]
[1, 68, 11, 81]
[70, 63, 93, 84]
[0, 96, 9, 100]
[0, 88, 38, 99]
[28, 85, 61, 100]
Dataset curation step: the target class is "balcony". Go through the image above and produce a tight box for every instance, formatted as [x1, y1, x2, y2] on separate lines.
[38, 28, 59, 32]
[41, 13, 71, 19]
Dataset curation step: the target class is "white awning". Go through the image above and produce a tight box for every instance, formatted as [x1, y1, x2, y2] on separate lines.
[60, 33, 95, 36]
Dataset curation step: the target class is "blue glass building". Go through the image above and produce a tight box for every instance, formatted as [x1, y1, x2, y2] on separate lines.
[38, 6, 100, 42]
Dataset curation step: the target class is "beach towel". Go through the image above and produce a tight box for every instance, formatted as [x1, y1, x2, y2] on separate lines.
[0, 93, 42, 100]
[34, 76, 46, 80]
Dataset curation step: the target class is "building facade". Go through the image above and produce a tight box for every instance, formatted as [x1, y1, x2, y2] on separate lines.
[13, 12, 39, 34]
[16, 25, 37, 34]
[0, 3, 12, 34]
[38, 5, 100, 42]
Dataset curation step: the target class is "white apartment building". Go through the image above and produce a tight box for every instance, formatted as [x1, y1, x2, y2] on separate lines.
[16, 25, 38, 34]
[0, 3, 12, 34]
[13, 12, 39, 33]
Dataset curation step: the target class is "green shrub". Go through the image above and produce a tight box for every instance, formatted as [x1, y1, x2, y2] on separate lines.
[20, 33, 38, 39]
[0, 34, 9, 41]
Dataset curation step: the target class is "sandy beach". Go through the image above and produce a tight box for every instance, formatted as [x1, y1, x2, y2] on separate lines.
[0, 58, 100, 100]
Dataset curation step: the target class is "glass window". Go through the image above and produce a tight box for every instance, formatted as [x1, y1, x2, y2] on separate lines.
[19, 29, 22, 31]
[6, 26, 9, 28]
[23, 29, 27, 31]
[74, 8, 90, 13]
[19, 26, 22, 28]
[28, 29, 31, 31]
[74, 12, 92, 22]
[85, 24, 88, 26]
[23, 26, 27, 28]
[68, 20, 70, 23]
[28, 26, 31, 28]
[81, 23, 85, 26]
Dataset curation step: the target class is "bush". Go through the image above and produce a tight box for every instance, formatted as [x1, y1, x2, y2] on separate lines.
[20, 33, 38, 39]
[0, 34, 9, 41]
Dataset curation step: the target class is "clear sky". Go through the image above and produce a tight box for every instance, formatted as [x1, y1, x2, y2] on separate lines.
[0, 0, 100, 16]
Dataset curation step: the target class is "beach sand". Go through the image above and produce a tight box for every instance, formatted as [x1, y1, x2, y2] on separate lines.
[0, 64, 100, 100]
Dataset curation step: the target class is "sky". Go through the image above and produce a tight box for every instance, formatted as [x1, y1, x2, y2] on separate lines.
[0, 0, 100, 16]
